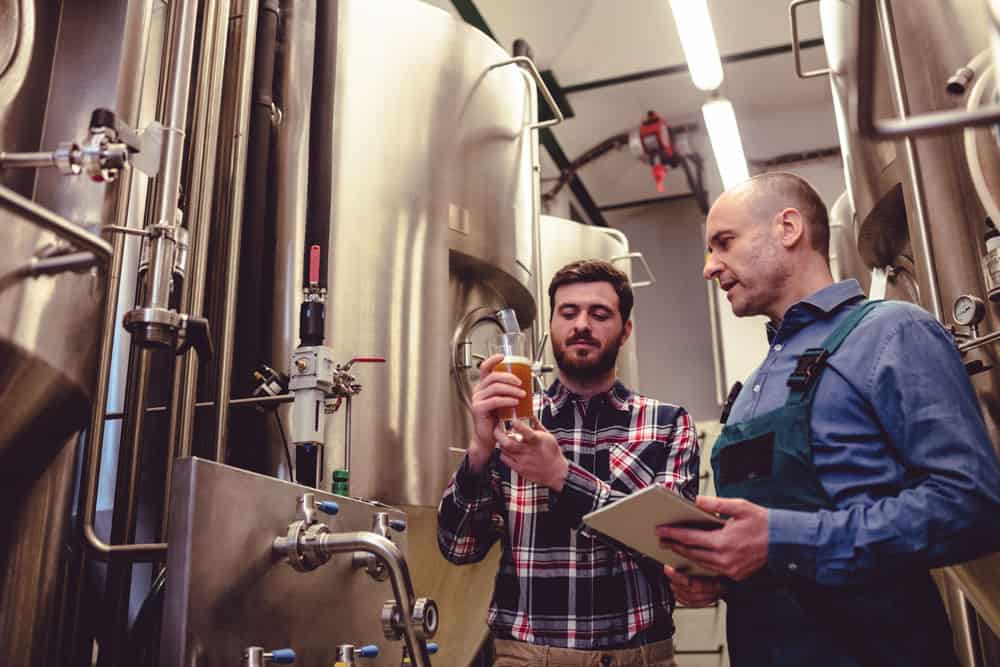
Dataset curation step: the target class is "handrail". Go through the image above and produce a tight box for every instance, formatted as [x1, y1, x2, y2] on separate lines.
[488, 56, 565, 130]
[789, 0, 830, 79]
[0, 184, 112, 261]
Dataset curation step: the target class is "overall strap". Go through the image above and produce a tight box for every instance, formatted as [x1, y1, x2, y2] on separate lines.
[786, 300, 882, 405]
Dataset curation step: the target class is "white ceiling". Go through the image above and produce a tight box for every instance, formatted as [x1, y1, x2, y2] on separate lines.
[421, 0, 840, 216]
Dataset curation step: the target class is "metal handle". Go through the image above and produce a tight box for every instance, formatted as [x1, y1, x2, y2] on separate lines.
[488, 56, 565, 130]
[789, 0, 830, 78]
[610, 252, 656, 288]
[856, 0, 1000, 138]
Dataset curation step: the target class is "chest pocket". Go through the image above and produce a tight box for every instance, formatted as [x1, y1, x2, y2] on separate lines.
[717, 431, 775, 485]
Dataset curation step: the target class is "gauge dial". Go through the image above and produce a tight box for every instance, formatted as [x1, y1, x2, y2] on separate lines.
[953, 294, 986, 327]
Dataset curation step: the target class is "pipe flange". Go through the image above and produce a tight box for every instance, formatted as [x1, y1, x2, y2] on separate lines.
[381, 600, 403, 641]
[275, 520, 331, 572]
[53, 142, 82, 175]
[411, 597, 439, 640]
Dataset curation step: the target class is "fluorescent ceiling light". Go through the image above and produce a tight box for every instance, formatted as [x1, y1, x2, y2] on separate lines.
[669, 0, 724, 91]
[702, 97, 749, 190]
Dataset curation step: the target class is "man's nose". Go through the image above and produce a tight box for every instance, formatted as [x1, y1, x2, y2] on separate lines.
[703, 254, 721, 281]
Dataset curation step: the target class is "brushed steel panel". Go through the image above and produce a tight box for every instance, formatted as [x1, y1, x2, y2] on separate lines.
[160, 457, 413, 667]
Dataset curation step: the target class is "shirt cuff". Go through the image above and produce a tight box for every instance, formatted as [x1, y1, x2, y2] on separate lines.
[453, 453, 494, 508]
[767, 508, 820, 580]
[550, 461, 610, 520]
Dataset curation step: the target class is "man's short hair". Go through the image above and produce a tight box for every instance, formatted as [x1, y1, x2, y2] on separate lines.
[548, 259, 634, 322]
[746, 172, 830, 259]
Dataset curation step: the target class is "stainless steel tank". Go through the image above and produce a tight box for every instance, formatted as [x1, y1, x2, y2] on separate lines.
[818, 0, 1000, 652]
[269, 1, 539, 663]
[0, 1, 146, 664]
[538, 214, 642, 390]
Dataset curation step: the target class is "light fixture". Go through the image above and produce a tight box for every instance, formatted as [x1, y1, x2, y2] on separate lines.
[669, 0, 724, 91]
[702, 97, 749, 189]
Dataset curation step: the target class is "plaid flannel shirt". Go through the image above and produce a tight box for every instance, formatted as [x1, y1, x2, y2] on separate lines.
[437, 379, 700, 649]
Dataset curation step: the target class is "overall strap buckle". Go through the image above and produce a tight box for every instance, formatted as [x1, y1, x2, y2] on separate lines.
[787, 347, 829, 390]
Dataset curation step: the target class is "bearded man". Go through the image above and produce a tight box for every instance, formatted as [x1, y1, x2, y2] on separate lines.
[438, 259, 699, 667]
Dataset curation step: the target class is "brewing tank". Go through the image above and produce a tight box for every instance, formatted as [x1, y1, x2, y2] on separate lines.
[819, 0, 1000, 647]
[539, 215, 641, 389]
[267, 2, 538, 663]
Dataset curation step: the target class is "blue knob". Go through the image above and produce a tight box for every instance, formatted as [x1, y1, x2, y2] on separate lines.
[388, 519, 406, 532]
[358, 644, 379, 658]
[427, 643, 438, 654]
[269, 648, 296, 663]
[317, 501, 340, 516]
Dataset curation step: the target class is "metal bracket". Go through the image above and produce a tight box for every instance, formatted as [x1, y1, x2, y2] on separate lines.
[789, 0, 830, 79]
[610, 251, 656, 288]
[488, 56, 565, 130]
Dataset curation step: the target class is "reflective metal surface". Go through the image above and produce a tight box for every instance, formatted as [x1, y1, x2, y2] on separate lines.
[160, 457, 412, 667]
[539, 215, 640, 389]
[821, 0, 1000, 643]
[271, 0, 537, 506]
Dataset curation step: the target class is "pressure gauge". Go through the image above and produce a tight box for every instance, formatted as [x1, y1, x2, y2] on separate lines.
[953, 294, 986, 327]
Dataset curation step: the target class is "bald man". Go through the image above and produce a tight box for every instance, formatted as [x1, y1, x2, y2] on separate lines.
[658, 173, 1000, 666]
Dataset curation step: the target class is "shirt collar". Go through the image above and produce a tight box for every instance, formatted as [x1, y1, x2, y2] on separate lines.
[766, 279, 865, 342]
[545, 378, 633, 415]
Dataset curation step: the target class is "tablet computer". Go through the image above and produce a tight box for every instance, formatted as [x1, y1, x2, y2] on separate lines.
[582, 484, 725, 576]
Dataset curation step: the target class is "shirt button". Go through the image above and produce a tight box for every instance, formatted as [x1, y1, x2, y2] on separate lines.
[752, 384, 761, 393]
[788, 562, 798, 572]
[773, 344, 783, 351]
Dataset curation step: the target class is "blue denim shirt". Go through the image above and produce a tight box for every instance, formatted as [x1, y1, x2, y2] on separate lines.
[725, 279, 1000, 586]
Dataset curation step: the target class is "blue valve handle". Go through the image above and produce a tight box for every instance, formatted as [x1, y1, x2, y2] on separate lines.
[317, 501, 340, 516]
[358, 644, 379, 658]
[388, 519, 406, 532]
[267, 648, 296, 663]
[426, 643, 438, 654]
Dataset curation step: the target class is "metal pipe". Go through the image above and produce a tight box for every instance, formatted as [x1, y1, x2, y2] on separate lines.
[875, 0, 944, 321]
[164, 0, 234, 539]
[105, 393, 294, 420]
[316, 532, 434, 667]
[144, 0, 200, 311]
[0, 151, 57, 169]
[100, 350, 156, 666]
[0, 252, 101, 293]
[167, 0, 235, 451]
[0, 184, 112, 261]
[856, 0, 1000, 138]
[959, 329, 1000, 354]
[213, 0, 263, 461]
[344, 396, 352, 473]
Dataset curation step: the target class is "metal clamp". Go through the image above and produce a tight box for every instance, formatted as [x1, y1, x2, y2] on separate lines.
[381, 597, 439, 643]
[610, 251, 656, 288]
[789, 0, 830, 79]
[488, 56, 565, 130]
[857, 0, 1000, 138]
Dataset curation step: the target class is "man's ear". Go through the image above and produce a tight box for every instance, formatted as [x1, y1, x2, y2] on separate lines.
[621, 318, 633, 344]
[777, 207, 805, 249]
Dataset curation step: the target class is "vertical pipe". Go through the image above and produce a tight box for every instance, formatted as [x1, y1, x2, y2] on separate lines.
[68, 0, 157, 658]
[100, 350, 152, 667]
[213, 0, 266, 460]
[271, 0, 314, 478]
[164, 0, 233, 534]
[876, 0, 944, 321]
[144, 0, 201, 312]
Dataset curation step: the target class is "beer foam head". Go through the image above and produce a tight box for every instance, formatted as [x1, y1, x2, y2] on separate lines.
[501, 355, 532, 366]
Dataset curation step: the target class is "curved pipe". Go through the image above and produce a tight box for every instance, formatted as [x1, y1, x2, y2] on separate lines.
[317, 532, 433, 667]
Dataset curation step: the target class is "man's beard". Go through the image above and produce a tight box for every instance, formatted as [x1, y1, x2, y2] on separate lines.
[552, 331, 625, 382]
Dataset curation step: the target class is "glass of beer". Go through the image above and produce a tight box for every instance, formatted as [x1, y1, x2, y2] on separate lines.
[489, 331, 534, 426]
